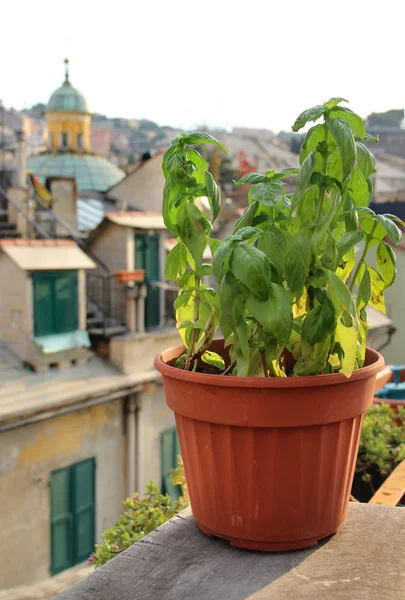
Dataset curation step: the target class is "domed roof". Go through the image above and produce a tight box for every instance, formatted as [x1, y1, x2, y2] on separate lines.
[48, 80, 88, 113]
[27, 153, 125, 192]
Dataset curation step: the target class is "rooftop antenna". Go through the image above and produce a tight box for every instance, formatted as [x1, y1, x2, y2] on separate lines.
[64, 58, 70, 83]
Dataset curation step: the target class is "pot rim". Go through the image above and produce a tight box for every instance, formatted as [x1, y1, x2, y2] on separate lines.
[154, 339, 384, 389]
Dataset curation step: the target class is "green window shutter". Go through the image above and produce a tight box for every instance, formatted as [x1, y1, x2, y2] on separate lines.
[54, 271, 78, 334]
[33, 271, 78, 336]
[33, 273, 55, 336]
[135, 235, 146, 270]
[160, 427, 181, 501]
[50, 468, 73, 575]
[135, 233, 160, 330]
[72, 459, 95, 562]
[50, 458, 96, 576]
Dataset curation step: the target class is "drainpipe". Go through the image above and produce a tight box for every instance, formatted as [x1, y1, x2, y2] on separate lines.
[126, 395, 138, 497]
[15, 130, 26, 188]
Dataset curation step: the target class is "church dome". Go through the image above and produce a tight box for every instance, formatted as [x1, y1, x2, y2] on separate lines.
[48, 80, 88, 113]
[27, 153, 125, 192]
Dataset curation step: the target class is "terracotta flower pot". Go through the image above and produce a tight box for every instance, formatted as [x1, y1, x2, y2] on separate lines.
[114, 269, 145, 283]
[155, 339, 384, 551]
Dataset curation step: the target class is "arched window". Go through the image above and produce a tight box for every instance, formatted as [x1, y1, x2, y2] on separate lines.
[61, 132, 69, 150]
[49, 132, 54, 150]
[77, 133, 83, 151]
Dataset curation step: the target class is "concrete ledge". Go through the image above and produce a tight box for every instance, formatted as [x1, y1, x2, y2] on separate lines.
[56, 503, 405, 599]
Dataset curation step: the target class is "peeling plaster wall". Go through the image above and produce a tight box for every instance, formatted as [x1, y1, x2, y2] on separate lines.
[0, 400, 124, 589]
[136, 381, 176, 495]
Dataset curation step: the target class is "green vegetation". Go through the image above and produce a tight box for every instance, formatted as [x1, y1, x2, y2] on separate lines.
[162, 99, 404, 378]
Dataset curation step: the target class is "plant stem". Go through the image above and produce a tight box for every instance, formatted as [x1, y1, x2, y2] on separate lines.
[349, 224, 376, 292]
[257, 324, 269, 377]
[222, 361, 236, 376]
[316, 123, 329, 222]
[185, 275, 201, 370]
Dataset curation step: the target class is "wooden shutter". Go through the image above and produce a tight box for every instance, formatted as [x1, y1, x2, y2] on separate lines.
[72, 459, 95, 562]
[33, 273, 55, 336]
[160, 427, 181, 501]
[54, 271, 78, 334]
[50, 467, 73, 575]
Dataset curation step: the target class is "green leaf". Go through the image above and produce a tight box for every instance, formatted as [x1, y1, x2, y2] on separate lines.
[300, 124, 324, 169]
[285, 231, 311, 296]
[162, 177, 180, 235]
[293, 336, 331, 376]
[374, 214, 402, 245]
[229, 226, 259, 242]
[321, 232, 339, 271]
[291, 151, 317, 211]
[356, 265, 371, 311]
[183, 132, 228, 155]
[233, 201, 259, 233]
[328, 271, 357, 320]
[326, 148, 343, 180]
[269, 167, 300, 181]
[295, 185, 318, 227]
[324, 97, 348, 109]
[219, 273, 244, 328]
[334, 321, 357, 377]
[302, 299, 336, 345]
[329, 107, 366, 139]
[364, 132, 379, 143]
[348, 166, 371, 207]
[207, 237, 222, 255]
[177, 202, 208, 266]
[201, 351, 225, 370]
[185, 149, 208, 170]
[236, 173, 267, 187]
[367, 265, 386, 313]
[247, 284, 292, 346]
[204, 171, 221, 221]
[327, 118, 356, 180]
[249, 181, 284, 207]
[292, 105, 326, 132]
[212, 239, 234, 282]
[230, 245, 271, 301]
[376, 241, 396, 289]
[311, 190, 341, 249]
[164, 242, 187, 281]
[257, 226, 288, 276]
[337, 230, 364, 260]
[356, 142, 376, 178]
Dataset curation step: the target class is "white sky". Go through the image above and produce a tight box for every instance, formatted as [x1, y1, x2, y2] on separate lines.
[1, 0, 403, 133]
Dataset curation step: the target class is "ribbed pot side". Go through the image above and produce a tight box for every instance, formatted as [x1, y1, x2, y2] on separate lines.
[155, 340, 384, 551]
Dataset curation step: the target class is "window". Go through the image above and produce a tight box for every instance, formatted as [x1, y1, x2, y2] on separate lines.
[160, 427, 181, 500]
[50, 458, 95, 575]
[33, 270, 78, 336]
[135, 233, 160, 329]
[77, 133, 83, 151]
[61, 132, 69, 149]
[49, 132, 54, 151]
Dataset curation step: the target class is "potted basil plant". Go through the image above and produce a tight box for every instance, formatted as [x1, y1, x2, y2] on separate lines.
[155, 98, 402, 551]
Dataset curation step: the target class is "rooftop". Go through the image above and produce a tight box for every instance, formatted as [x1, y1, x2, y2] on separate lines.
[27, 153, 126, 193]
[47, 80, 88, 113]
[0, 345, 160, 430]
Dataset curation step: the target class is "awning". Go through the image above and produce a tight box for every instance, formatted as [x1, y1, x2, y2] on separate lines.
[1, 245, 96, 271]
[107, 212, 166, 230]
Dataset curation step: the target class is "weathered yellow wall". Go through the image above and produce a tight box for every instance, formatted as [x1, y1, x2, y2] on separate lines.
[0, 400, 124, 589]
[46, 112, 91, 153]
